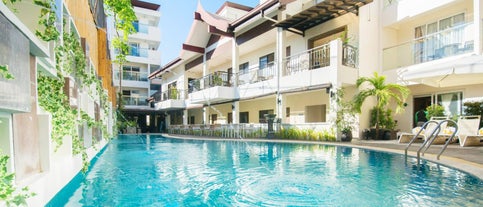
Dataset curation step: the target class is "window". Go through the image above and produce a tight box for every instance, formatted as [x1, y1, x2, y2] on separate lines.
[228, 112, 233, 124]
[414, 13, 465, 62]
[133, 20, 139, 32]
[259, 53, 274, 69]
[239, 62, 249, 74]
[286, 46, 291, 57]
[259, 109, 274, 123]
[129, 42, 140, 56]
[240, 112, 249, 123]
[211, 114, 217, 124]
[286, 107, 290, 117]
[305, 105, 326, 123]
[150, 84, 160, 91]
[436, 91, 462, 118]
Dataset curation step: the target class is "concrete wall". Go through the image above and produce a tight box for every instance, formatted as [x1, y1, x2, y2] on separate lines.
[0, 12, 31, 112]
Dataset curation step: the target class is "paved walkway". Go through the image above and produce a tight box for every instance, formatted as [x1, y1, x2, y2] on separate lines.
[162, 134, 483, 179]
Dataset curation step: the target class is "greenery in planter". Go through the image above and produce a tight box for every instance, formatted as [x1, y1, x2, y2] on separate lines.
[169, 88, 178, 99]
[463, 101, 483, 128]
[333, 88, 357, 141]
[275, 127, 336, 141]
[212, 73, 223, 86]
[352, 72, 409, 139]
[0, 152, 35, 206]
[425, 104, 446, 120]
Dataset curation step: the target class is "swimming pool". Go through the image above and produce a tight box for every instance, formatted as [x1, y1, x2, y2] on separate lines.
[48, 134, 482, 206]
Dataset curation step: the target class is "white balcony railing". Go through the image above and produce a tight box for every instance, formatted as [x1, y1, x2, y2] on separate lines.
[238, 63, 276, 85]
[383, 22, 474, 71]
[114, 70, 149, 82]
[122, 95, 148, 106]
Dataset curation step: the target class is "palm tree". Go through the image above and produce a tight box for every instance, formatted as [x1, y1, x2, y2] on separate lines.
[352, 72, 410, 139]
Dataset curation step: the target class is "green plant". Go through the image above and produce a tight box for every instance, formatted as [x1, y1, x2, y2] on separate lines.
[212, 73, 223, 86]
[369, 107, 396, 130]
[0, 152, 35, 206]
[352, 72, 409, 138]
[0, 65, 15, 80]
[425, 104, 445, 120]
[169, 88, 178, 99]
[463, 101, 483, 128]
[334, 88, 356, 133]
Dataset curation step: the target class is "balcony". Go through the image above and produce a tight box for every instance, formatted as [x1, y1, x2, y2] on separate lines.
[384, 22, 483, 87]
[113, 70, 149, 88]
[238, 63, 276, 85]
[279, 40, 358, 92]
[155, 88, 186, 110]
[383, 23, 475, 71]
[122, 95, 148, 106]
[188, 71, 238, 104]
[130, 22, 161, 44]
[126, 47, 161, 65]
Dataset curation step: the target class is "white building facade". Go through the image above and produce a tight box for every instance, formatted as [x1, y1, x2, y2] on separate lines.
[111, 0, 163, 133]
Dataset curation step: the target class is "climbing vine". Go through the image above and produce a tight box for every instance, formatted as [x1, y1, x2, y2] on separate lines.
[0, 152, 35, 206]
[0, 65, 15, 80]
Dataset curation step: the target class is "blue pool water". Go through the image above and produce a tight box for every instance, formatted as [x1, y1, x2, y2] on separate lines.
[48, 134, 482, 206]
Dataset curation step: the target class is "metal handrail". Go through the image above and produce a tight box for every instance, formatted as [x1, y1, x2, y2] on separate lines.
[416, 120, 444, 163]
[421, 120, 458, 158]
[405, 120, 439, 157]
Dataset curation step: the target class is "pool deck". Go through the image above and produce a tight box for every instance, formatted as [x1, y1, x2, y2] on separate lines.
[160, 133, 483, 180]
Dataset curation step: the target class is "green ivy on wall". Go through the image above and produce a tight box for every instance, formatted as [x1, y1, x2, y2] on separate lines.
[0, 152, 35, 206]
[0, 65, 15, 80]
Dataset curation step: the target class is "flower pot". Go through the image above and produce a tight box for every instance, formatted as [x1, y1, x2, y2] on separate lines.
[341, 131, 352, 142]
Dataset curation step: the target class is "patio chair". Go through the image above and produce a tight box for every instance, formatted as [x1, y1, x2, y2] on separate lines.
[454, 115, 482, 147]
[398, 116, 449, 144]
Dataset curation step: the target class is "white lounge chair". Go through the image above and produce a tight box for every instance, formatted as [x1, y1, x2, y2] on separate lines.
[455, 115, 482, 147]
[398, 116, 449, 144]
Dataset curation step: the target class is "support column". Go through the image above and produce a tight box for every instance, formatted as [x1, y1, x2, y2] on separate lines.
[276, 27, 285, 119]
[203, 107, 209, 124]
[183, 109, 188, 125]
[474, 0, 482, 54]
[232, 37, 240, 124]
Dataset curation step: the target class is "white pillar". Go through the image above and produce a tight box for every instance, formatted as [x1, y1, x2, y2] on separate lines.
[232, 37, 240, 124]
[203, 107, 208, 124]
[474, 0, 482, 54]
[276, 27, 285, 119]
[183, 109, 188, 125]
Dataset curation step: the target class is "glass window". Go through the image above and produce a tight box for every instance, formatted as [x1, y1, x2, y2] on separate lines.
[240, 112, 249, 123]
[259, 53, 274, 69]
[436, 91, 462, 118]
[239, 62, 249, 74]
[259, 109, 274, 123]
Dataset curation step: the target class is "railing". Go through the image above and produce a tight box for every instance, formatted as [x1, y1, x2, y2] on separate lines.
[168, 123, 269, 138]
[122, 95, 148, 106]
[342, 44, 358, 68]
[188, 71, 237, 93]
[283, 44, 330, 76]
[238, 62, 276, 85]
[128, 47, 149, 57]
[161, 88, 186, 101]
[383, 22, 474, 70]
[132, 22, 148, 34]
[114, 70, 148, 82]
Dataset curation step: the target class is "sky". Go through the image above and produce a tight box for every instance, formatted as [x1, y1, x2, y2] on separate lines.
[149, 0, 261, 65]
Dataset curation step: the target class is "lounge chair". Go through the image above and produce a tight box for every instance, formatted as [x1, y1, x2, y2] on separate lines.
[455, 115, 482, 147]
[398, 116, 449, 144]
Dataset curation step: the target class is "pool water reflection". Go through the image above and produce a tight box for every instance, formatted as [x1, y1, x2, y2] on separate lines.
[47, 135, 482, 206]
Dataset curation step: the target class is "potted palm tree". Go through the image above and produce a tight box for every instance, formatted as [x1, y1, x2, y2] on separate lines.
[352, 72, 409, 140]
